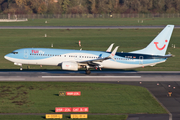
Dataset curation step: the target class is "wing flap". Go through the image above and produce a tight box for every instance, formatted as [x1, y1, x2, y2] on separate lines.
[78, 46, 119, 65]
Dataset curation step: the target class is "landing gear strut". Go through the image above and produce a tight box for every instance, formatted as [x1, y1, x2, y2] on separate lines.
[85, 70, 91, 75]
[85, 65, 91, 75]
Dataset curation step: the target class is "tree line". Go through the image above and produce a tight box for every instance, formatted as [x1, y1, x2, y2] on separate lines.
[0, 0, 180, 14]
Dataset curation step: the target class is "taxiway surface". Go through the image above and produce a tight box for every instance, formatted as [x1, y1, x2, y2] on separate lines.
[0, 71, 179, 82]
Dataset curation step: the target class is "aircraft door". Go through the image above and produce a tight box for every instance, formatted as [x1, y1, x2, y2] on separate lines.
[24, 50, 28, 58]
[139, 56, 143, 65]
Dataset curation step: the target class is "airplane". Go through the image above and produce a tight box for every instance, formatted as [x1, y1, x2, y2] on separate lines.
[4, 25, 174, 74]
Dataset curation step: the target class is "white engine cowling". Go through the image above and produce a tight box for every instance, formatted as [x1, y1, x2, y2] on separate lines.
[61, 61, 78, 71]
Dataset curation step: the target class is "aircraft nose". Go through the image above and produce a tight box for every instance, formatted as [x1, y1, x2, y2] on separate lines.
[4, 54, 11, 60]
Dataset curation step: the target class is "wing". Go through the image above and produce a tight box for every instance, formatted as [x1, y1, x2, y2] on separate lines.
[78, 46, 119, 66]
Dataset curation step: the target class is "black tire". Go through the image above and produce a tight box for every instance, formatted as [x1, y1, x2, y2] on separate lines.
[85, 70, 91, 75]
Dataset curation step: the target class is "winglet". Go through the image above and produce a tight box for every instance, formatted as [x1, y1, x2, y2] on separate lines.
[106, 43, 114, 52]
[108, 46, 119, 60]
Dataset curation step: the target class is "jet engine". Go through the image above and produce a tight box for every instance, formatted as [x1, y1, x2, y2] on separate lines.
[61, 61, 78, 71]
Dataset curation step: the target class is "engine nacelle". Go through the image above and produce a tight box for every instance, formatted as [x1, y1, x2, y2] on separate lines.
[61, 61, 78, 71]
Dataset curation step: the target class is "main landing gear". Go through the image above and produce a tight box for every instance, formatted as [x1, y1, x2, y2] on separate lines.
[85, 65, 91, 75]
[20, 67, 23, 71]
[85, 70, 91, 75]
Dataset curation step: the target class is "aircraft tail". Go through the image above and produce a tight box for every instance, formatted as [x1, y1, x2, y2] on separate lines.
[130, 25, 174, 56]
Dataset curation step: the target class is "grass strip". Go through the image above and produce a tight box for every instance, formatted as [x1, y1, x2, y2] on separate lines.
[0, 82, 167, 114]
[0, 18, 179, 26]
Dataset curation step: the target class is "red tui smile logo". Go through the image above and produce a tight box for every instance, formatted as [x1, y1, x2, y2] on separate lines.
[154, 40, 168, 50]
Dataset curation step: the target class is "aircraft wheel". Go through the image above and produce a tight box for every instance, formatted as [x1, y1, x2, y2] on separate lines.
[86, 70, 91, 75]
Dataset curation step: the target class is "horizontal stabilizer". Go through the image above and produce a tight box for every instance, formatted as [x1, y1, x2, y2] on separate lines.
[158, 54, 174, 58]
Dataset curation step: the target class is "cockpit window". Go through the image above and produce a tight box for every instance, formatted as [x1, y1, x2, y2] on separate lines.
[12, 52, 18, 54]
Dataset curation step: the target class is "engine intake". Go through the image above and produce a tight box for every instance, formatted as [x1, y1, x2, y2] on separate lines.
[61, 61, 78, 71]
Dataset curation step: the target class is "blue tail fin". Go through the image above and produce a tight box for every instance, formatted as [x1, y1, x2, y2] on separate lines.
[131, 25, 174, 55]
